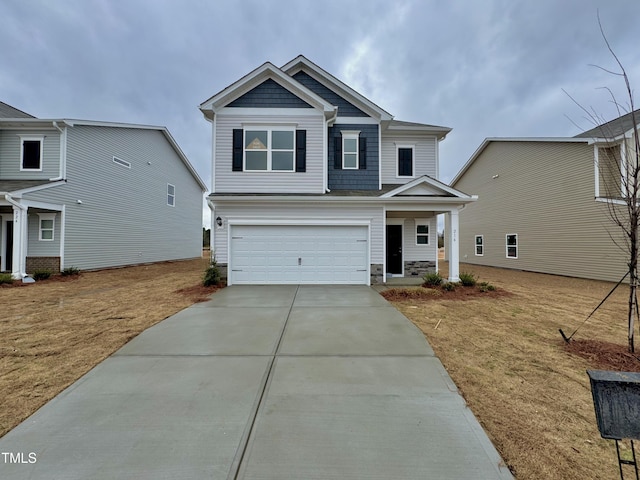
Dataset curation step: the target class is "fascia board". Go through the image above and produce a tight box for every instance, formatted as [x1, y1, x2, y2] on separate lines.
[199, 62, 335, 115]
[208, 195, 476, 205]
[382, 176, 473, 199]
[281, 56, 393, 121]
[12, 180, 67, 196]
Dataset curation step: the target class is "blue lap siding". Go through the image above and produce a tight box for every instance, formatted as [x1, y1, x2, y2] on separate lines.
[227, 79, 313, 108]
[329, 124, 379, 190]
[293, 72, 369, 117]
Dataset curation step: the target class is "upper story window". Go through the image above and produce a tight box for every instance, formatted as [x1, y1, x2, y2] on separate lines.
[167, 184, 175, 206]
[244, 128, 295, 171]
[597, 144, 626, 198]
[397, 145, 414, 177]
[19, 135, 44, 171]
[342, 131, 359, 169]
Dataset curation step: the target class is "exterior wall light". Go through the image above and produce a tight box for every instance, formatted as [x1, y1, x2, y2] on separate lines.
[216, 216, 222, 227]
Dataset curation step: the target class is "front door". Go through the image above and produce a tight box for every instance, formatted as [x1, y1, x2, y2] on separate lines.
[386, 224, 402, 275]
[5, 220, 13, 272]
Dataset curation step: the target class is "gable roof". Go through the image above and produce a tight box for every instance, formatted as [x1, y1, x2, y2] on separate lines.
[199, 61, 336, 120]
[0, 101, 35, 119]
[382, 175, 475, 199]
[574, 108, 640, 140]
[450, 137, 589, 186]
[281, 55, 393, 121]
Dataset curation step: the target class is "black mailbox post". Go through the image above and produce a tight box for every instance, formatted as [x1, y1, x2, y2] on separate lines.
[588, 370, 640, 480]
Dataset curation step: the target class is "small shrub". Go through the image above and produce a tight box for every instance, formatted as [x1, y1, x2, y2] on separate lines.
[423, 271, 443, 287]
[441, 281, 457, 291]
[32, 269, 52, 281]
[459, 272, 477, 287]
[61, 266, 81, 276]
[203, 256, 220, 287]
[478, 281, 496, 292]
[0, 273, 14, 285]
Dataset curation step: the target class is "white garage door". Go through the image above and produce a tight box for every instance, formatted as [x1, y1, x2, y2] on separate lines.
[230, 225, 369, 285]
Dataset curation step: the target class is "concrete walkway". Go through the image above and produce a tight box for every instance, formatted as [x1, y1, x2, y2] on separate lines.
[0, 286, 512, 479]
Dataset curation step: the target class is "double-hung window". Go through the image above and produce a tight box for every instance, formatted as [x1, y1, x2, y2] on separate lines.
[506, 234, 518, 258]
[19, 135, 44, 171]
[167, 184, 175, 206]
[38, 213, 55, 241]
[244, 128, 295, 172]
[416, 220, 429, 245]
[342, 131, 359, 169]
[475, 235, 484, 256]
[397, 145, 414, 177]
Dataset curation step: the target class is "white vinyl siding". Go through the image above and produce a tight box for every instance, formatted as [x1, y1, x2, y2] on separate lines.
[381, 134, 436, 184]
[386, 215, 436, 263]
[24, 125, 203, 271]
[215, 111, 324, 193]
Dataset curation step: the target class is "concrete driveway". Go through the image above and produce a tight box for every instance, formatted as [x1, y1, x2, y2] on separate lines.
[0, 285, 512, 479]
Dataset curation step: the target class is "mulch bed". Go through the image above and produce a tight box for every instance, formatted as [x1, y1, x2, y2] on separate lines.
[565, 339, 640, 372]
[381, 285, 511, 302]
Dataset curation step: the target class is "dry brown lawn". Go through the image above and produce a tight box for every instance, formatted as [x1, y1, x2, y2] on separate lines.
[0, 255, 213, 439]
[388, 262, 639, 480]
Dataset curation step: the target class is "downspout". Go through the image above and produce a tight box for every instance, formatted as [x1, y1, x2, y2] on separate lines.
[325, 108, 338, 193]
[3, 193, 29, 280]
[49, 121, 67, 181]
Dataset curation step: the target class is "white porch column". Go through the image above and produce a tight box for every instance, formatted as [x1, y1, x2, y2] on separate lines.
[446, 209, 460, 282]
[11, 204, 28, 279]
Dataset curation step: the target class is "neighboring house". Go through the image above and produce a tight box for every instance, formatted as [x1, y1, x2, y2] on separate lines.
[450, 109, 640, 283]
[200, 55, 475, 285]
[0, 103, 207, 279]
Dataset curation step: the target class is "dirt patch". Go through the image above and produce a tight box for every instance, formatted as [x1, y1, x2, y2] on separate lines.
[175, 283, 223, 303]
[566, 339, 640, 372]
[381, 284, 510, 302]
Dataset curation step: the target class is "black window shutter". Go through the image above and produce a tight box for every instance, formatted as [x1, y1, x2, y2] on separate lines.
[358, 135, 367, 169]
[334, 136, 342, 169]
[296, 130, 306, 172]
[232, 129, 243, 171]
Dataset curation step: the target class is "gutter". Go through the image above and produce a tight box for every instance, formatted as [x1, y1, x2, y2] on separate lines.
[49, 121, 67, 181]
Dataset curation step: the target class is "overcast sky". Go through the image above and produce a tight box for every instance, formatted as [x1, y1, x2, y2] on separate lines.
[3, 0, 640, 227]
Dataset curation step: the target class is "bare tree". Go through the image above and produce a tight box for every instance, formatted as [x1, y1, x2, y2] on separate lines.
[566, 16, 640, 353]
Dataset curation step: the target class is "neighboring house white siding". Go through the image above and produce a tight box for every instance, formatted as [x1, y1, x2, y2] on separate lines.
[0, 129, 60, 179]
[381, 134, 436, 184]
[213, 203, 384, 265]
[214, 111, 325, 193]
[23, 125, 203, 271]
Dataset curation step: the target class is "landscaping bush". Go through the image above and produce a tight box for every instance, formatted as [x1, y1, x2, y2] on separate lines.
[478, 281, 496, 292]
[441, 281, 457, 291]
[32, 270, 52, 281]
[423, 271, 443, 287]
[0, 273, 13, 285]
[61, 266, 81, 276]
[203, 257, 221, 287]
[459, 272, 477, 287]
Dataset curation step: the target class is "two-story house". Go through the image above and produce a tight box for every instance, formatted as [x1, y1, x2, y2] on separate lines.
[0, 102, 207, 280]
[200, 56, 475, 285]
[450, 109, 640, 283]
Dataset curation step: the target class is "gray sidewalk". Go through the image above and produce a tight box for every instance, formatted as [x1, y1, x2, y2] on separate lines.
[0, 285, 512, 479]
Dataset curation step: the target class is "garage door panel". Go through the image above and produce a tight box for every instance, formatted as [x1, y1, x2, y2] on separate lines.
[230, 225, 368, 285]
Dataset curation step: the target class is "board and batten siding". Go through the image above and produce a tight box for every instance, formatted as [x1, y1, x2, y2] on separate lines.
[24, 125, 203, 271]
[380, 133, 436, 184]
[452, 140, 628, 283]
[214, 112, 324, 193]
[212, 203, 384, 264]
[0, 129, 60, 179]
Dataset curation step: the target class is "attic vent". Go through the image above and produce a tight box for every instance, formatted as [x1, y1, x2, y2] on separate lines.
[113, 156, 131, 169]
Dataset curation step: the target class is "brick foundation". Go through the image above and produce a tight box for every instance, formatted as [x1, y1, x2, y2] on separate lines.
[26, 257, 61, 273]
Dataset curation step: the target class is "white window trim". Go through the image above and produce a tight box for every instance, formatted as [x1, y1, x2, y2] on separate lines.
[341, 130, 360, 170]
[113, 156, 131, 168]
[506, 233, 518, 259]
[415, 218, 429, 246]
[19, 135, 45, 171]
[396, 144, 416, 178]
[243, 126, 296, 172]
[475, 235, 484, 256]
[37, 213, 56, 241]
[167, 184, 175, 207]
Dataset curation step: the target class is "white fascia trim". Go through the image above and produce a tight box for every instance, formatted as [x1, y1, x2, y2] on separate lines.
[211, 114, 217, 194]
[378, 126, 382, 190]
[280, 56, 393, 121]
[199, 62, 335, 116]
[382, 175, 473, 198]
[22, 200, 64, 211]
[11, 180, 66, 196]
[595, 197, 640, 206]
